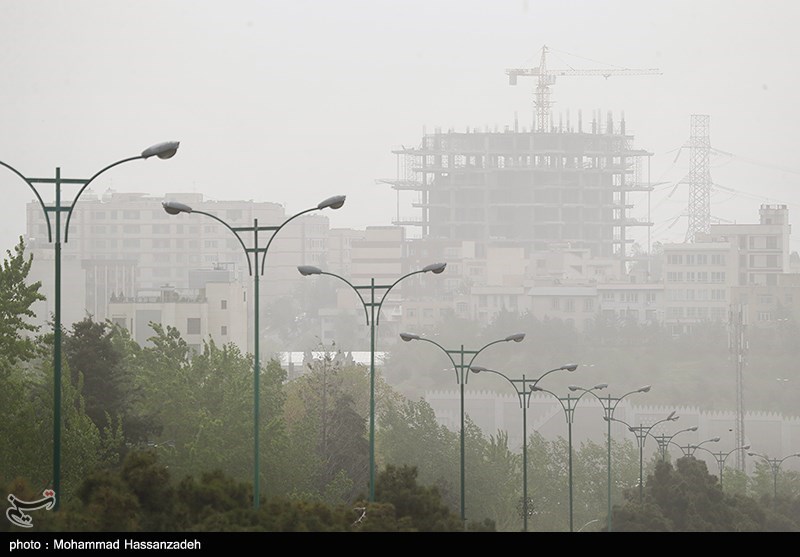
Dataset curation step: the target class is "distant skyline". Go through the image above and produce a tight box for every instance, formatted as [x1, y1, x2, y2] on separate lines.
[2, 0, 799, 255]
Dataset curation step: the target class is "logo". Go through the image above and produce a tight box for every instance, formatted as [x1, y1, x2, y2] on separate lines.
[6, 490, 56, 528]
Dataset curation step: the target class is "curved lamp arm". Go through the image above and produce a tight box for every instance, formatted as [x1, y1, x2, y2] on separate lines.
[0, 160, 52, 241]
[402, 335, 460, 383]
[175, 208, 253, 274]
[375, 263, 446, 325]
[470, 365, 525, 407]
[259, 195, 345, 275]
[319, 270, 370, 325]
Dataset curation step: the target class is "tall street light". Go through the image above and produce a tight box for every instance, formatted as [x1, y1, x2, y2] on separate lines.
[575, 384, 650, 532]
[164, 194, 346, 508]
[651, 426, 698, 461]
[469, 363, 578, 532]
[1, 141, 180, 509]
[747, 451, 800, 501]
[398, 332, 526, 528]
[675, 436, 720, 458]
[530, 382, 607, 532]
[607, 411, 678, 504]
[297, 261, 446, 502]
[690, 443, 750, 491]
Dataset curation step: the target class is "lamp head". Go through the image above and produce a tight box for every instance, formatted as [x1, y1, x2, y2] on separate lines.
[530, 385, 543, 392]
[470, 365, 487, 374]
[593, 383, 608, 390]
[562, 364, 578, 372]
[747, 452, 756, 457]
[666, 410, 677, 421]
[142, 141, 180, 159]
[317, 195, 346, 210]
[399, 332, 420, 342]
[568, 385, 580, 392]
[710, 437, 720, 442]
[688, 426, 698, 432]
[742, 444, 751, 450]
[422, 262, 447, 274]
[297, 265, 323, 276]
[505, 333, 526, 343]
[639, 385, 652, 393]
[162, 201, 193, 215]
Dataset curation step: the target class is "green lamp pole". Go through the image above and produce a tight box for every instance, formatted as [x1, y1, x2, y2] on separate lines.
[297, 262, 446, 502]
[1, 141, 180, 509]
[651, 426, 698, 462]
[690, 443, 750, 491]
[747, 451, 800, 501]
[607, 411, 678, 504]
[530, 382, 607, 532]
[675, 436, 720, 458]
[164, 194, 346, 509]
[469, 363, 578, 532]
[398, 332, 527, 528]
[575, 385, 651, 531]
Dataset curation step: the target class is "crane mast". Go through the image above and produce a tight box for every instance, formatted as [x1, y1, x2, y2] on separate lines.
[507, 45, 661, 132]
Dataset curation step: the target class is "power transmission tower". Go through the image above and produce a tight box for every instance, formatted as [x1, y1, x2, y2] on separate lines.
[685, 115, 712, 242]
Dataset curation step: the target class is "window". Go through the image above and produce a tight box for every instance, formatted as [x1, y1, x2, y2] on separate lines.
[711, 272, 726, 283]
[749, 236, 767, 249]
[711, 254, 726, 266]
[221, 325, 228, 336]
[221, 300, 228, 310]
[645, 292, 657, 304]
[667, 254, 683, 265]
[551, 298, 561, 310]
[187, 318, 201, 335]
[622, 292, 638, 303]
[583, 298, 594, 312]
[123, 224, 141, 234]
[564, 299, 575, 313]
[711, 289, 726, 301]
[766, 236, 778, 249]
[758, 311, 771, 322]
[602, 292, 615, 301]
[696, 254, 708, 265]
[686, 254, 696, 266]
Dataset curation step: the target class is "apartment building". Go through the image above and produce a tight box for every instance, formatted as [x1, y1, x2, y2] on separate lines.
[25, 190, 331, 330]
[107, 266, 248, 354]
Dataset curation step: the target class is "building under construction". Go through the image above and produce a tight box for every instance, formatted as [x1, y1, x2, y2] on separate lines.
[379, 111, 653, 263]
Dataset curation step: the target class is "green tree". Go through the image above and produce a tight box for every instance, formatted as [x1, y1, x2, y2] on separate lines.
[0, 237, 45, 366]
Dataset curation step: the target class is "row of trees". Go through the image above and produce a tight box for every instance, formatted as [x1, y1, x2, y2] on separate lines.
[2, 238, 799, 531]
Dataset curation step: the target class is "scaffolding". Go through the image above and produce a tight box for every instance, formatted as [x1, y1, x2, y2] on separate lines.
[378, 111, 653, 263]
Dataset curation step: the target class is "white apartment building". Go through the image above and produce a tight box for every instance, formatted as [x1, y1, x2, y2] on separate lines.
[698, 204, 791, 286]
[25, 190, 332, 331]
[662, 240, 737, 334]
[107, 267, 248, 355]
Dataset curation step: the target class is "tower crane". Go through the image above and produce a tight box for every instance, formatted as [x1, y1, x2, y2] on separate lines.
[507, 45, 661, 132]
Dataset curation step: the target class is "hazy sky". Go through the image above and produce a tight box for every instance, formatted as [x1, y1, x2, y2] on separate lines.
[2, 0, 799, 255]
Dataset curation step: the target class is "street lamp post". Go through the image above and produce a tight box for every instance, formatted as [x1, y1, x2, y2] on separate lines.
[164, 194, 346, 509]
[575, 385, 651, 532]
[398, 332, 526, 528]
[690, 443, 750, 490]
[469, 363, 578, 532]
[1, 141, 180, 509]
[530, 382, 607, 532]
[675, 436, 720, 458]
[747, 451, 800, 501]
[651, 426, 699, 462]
[607, 411, 678, 504]
[297, 262, 446, 502]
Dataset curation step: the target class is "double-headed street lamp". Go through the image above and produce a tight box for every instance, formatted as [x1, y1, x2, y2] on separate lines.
[651, 426, 698, 461]
[164, 194, 346, 508]
[690, 443, 750, 490]
[530, 382, 606, 532]
[576, 384, 651, 532]
[675, 436, 720, 458]
[607, 411, 678, 504]
[469, 363, 578, 532]
[398, 332, 526, 528]
[297, 262, 446, 502]
[747, 451, 800, 501]
[1, 141, 180, 509]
